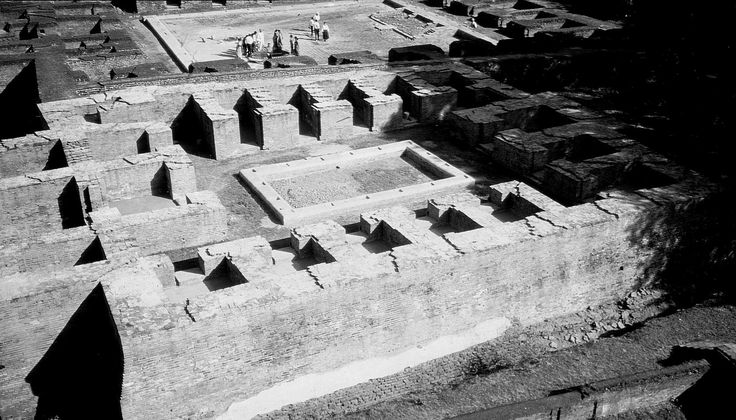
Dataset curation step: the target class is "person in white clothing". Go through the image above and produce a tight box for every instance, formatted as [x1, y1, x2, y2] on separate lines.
[256, 29, 265, 52]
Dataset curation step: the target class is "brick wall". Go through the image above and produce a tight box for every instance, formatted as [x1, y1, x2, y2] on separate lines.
[0, 260, 126, 418]
[0, 175, 714, 419]
[91, 191, 227, 257]
[0, 227, 94, 278]
[104, 187, 690, 419]
[84, 123, 150, 161]
[0, 169, 80, 242]
[96, 160, 168, 203]
[0, 135, 59, 177]
[83, 146, 194, 206]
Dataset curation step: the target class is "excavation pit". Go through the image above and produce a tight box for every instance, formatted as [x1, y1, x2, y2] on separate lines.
[239, 140, 474, 225]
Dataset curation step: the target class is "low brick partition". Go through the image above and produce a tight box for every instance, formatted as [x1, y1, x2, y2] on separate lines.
[455, 360, 710, 419]
[240, 86, 299, 149]
[395, 69, 458, 122]
[328, 51, 382, 65]
[263, 55, 319, 69]
[476, 6, 616, 38]
[507, 17, 593, 38]
[0, 133, 64, 177]
[347, 78, 403, 132]
[95, 88, 160, 124]
[0, 224, 95, 278]
[189, 93, 240, 159]
[447, 89, 689, 204]
[298, 83, 353, 141]
[90, 190, 228, 257]
[449, 0, 488, 17]
[458, 92, 601, 149]
[0, 167, 86, 243]
[482, 9, 551, 29]
[56, 121, 173, 163]
[388, 44, 446, 62]
[391, 62, 529, 123]
[142, 15, 193, 72]
[542, 143, 683, 204]
[239, 140, 474, 225]
[0, 145, 197, 278]
[78, 145, 197, 207]
[26, 68, 408, 160]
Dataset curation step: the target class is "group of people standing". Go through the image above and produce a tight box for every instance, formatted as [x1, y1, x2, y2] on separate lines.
[240, 29, 266, 57]
[239, 28, 265, 57]
[236, 12, 332, 60]
[289, 34, 300, 56]
[238, 28, 286, 58]
[309, 12, 330, 41]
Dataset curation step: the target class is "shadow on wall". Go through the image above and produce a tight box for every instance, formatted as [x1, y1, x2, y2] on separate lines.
[150, 164, 171, 198]
[626, 188, 736, 306]
[233, 95, 259, 147]
[171, 97, 214, 159]
[337, 83, 369, 129]
[25, 283, 124, 420]
[43, 140, 69, 171]
[287, 87, 317, 138]
[0, 59, 48, 140]
[58, 177, 86, 229]
[75, 236, 107, 266]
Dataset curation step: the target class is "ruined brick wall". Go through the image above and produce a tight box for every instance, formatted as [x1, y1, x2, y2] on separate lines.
[80, 146, 195, 207]
[84, 124, 150, 161]
[455, 360, 709, 419]
[0, 170, 80, 242]
[91, 192, 227, 257]
[0, 227, 94, 278]
[0, 146, 196, 276]
[0, 258, 137, 419]
[109, 202, 661, 419]
[95, 160, 168, 203]
[0, 137, 59, 178]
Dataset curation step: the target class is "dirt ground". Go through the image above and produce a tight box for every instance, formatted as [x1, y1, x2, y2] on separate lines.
[269, 155, 436, 208]
[118, 11, 182, 74]
[159, 0, 459, 64]
[259, 289, 736, 419]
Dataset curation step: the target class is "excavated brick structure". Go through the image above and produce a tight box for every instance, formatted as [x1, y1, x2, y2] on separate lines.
[0, 60, 716, 419]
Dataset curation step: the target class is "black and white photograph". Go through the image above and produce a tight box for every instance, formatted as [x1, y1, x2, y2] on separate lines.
[0, 0, 734, 419]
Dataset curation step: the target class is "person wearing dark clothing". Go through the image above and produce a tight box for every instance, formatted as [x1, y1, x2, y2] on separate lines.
[272, 29, 283, 53]
[293, 37, 300, 56]
[313, 20, 320, 40]
[244, 33, 254, 57]
[322, 22, 330, 42]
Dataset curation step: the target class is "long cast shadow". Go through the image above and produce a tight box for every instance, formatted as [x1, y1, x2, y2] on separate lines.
[26, 283, 124, 420]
